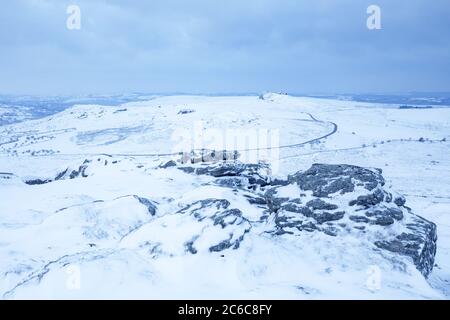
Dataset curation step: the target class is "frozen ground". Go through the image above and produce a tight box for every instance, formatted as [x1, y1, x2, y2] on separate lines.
[0, 93, 449, 299]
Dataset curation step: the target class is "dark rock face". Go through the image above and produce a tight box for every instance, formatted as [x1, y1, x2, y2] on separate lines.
[312, 211, 345, 224]
[274, 164, 435, 277]
[24, 159, 92, 185]
[179, 162, 270, 184]
[184, 239, 198, 254]
[24, 178, 53, 185]
[178, 161, 289, 190]
[349, 215, 370, 223]
[159, 160, 177, 169]
[244, 194, 267, 206]
[178, 162, 286, 195]
[134, 196, 157, 216]
[22, 157, 123, 185]
[177, 199, 231, 217]
[349, 188, 385, 208]
[280, 200, 312, 216]
[67, 164, 89, 179]
[175, 161, 437, 277]
[177, 198, 251, 253]
[214, 177, 248, 189]
[288, 164, 385, 197]
[306, 199, 338, 211]
[394, 196, 406, 207]
[364, 207, 404, 226]
[375, 215, 437, 277]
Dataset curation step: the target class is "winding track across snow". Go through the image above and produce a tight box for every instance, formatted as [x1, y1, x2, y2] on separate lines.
[0, 112, 338, 158]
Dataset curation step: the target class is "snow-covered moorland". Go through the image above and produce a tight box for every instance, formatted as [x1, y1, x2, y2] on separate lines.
[0, 93, 449, 299]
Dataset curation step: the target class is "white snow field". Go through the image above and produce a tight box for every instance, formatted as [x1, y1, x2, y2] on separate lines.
[0, 93, 449, 299]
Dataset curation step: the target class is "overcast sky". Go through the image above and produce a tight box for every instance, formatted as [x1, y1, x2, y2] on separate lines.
[1, 0, 449, 95]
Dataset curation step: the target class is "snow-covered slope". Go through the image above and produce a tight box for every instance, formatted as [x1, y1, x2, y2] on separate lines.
[0, 94, 449, 299]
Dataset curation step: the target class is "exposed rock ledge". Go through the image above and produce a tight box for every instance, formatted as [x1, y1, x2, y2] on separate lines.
[18, 157, 438, 278]
[169, 161, 437, 277]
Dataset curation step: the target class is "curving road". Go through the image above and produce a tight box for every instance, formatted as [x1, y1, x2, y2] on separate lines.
[0, 112, 338, 158]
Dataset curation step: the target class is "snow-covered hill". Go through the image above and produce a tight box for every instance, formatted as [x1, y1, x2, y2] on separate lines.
[0, 94, 449, 299]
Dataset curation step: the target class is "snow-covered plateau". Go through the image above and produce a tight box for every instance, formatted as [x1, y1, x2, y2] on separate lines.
[0, 93, 449, 299]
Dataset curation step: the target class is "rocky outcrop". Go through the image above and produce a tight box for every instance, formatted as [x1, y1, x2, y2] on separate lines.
[175, 198, 252, 254]
[178, 161, 286, 189]
[24, 160, 91, 185]
[287, 164, 385, 197]
[134, 195, 157, 216]
[173, 161, 437, 277]
[374, 215, 437, 277]
[268, 164, 437, 277]
[23, 157, 117, 185]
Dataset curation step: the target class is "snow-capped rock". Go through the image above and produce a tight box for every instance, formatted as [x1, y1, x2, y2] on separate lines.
[171, 161, 437, 277]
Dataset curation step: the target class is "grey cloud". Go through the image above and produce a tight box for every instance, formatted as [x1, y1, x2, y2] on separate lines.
[0, 0, 449, 95]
